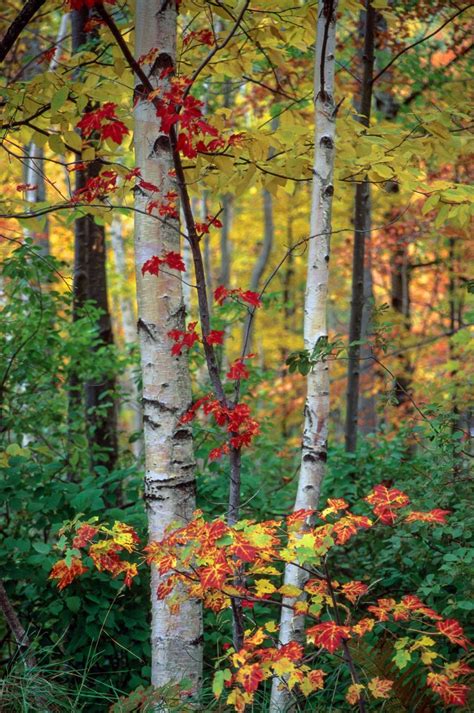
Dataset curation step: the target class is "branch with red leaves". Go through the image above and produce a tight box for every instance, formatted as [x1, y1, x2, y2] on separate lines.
[49, 486, 472, 711]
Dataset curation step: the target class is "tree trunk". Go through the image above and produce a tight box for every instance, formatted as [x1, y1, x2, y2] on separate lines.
[344, 0, 375, 453]
[71, 9, 118, 474]
[270, 2, 338, 710]
[390, 240, 413, 408]
[134, 0, 202, 689]
[241, 117, 278, 355]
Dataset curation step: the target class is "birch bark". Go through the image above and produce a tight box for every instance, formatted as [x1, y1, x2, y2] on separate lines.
[270, 2, 338, 709]
[134, 0, 202, 688]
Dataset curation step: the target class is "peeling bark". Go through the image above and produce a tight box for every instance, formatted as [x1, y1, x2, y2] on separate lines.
[134, 0, 202, 688]
[270, 2, 338, 710]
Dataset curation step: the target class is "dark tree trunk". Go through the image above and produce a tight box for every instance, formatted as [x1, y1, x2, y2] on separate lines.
[390, 241, 413, 407]
[344, 0, 376, 453]
[70, 9, 118, 473]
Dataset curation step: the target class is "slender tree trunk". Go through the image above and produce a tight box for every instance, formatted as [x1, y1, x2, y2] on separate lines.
[134, 0, 202, 688]
[23, 13, 69, 255]
[390, 240, 413, 407]
[219, 79, 233, 291]
[0, 580, 36, 669]
[71, 9, 118, 473]
[270, 2, 338, 710]
[219, 194, 232, 288]
[448, 236, 461, 475]
[241, 118, 278, 354]
[110, 217, 143, 459]
[201, 190, 213, 315]
[344, 0, 375, 453]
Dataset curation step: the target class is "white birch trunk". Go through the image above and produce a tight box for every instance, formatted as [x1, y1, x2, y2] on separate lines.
[134, 1, 202, 689]
[270, 2, 338, 710]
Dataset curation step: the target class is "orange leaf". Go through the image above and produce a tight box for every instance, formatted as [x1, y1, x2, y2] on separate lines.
[306, 621, 351, 653]
[368, 677, 393, 699]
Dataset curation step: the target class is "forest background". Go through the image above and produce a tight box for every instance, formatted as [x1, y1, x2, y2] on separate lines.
[0, 0, 473, 711]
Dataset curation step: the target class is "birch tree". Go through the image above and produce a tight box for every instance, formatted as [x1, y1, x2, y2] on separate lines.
[133, 0, 202, 689]
[270, 2, 338, 709]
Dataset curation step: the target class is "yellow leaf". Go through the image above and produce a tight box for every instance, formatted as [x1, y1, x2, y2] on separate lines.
[279, 584, 302, 598]
[254, 579, 276, 596]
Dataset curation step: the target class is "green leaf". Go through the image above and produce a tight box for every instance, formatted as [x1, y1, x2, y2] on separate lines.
[393, 649, 412, 670]
[66, 596, 81, 613]
[33, 541, 51, 554]
[51, 85, 69, 113]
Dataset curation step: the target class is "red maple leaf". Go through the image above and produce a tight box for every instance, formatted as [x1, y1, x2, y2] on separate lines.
[427, 673, 469, 707]
[436, 619, 470, 649]
[101, 120, 129, 145]
[306, 621, 351, 653]
[141, 256, 162, 276]
[340, 580, 368, 604]
[238, 663, 264, 693]
[239, 290, 262, 308]
[49, 557, 88, 590]
[199, 552, 233, 589]
[405, 509, 451, 524]
[365, 484, 410, 524]
[72, 524, 98, 549]
[206, 330, 225, 346]
[227, 359, 249, 381]
[214, 285, 230, 305]
[163, 251, 186, 271]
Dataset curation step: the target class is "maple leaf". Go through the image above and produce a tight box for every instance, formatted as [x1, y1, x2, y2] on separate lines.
[206, 330, 225, 346]
[333, 514, 372, 545]
[405, 509, 451, 524]
[300, 669, 326, 696]
[49, 557, 88, 590]
[444, 660, 474, 679]
[306, 621, 351, 653]
[346, 683, 365, 705]
[367, 597, 396, 621]
[139, 179, 160, 193]
[214, 285, 230, 305]
[321, 498, 349, 519]
[163, 251, 186, 271]
[436, 619, 470, 649]
[110, 521, 140, 552]
[368, 677, 393, 699]
[141, 256, 162, 276]
[341, 580, 368, 603]
[199, 552, 233, 589]
[365, 484, 410, 524]
[277, 641, 304, 661]
[227, 359, 249, 380]
[236, 663, 264, 693]
[239, 290, 262, 308]
[72, 524, 98, 548]
[101, 120, 129, 145]
[427, 673, 469, 707]
[157, 576, 175, 600]
[286, 509, 316, 529]
[254, 579, 277, 597]
[231, 541, 259, 563]
[352, 617, 375, 636]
